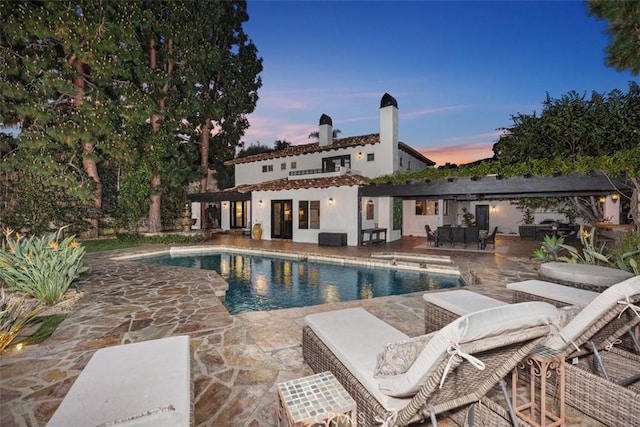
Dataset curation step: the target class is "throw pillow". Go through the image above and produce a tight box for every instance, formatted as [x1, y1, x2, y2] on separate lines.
[374, 333, 434, 378]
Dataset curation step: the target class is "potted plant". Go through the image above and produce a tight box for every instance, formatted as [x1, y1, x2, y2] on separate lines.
[461, 208, 475, 227]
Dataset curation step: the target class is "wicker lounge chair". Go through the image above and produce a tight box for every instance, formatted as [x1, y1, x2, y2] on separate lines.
[303, 303, 557, 426]
[540, 276, 640, 426]
[507, 279, 599, 308]
[423, 277, 640, 426]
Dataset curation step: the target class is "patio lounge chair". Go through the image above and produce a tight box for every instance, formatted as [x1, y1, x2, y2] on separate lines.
[423, 277, 640, 426]
[302, 303, 558, 426]
[540, 276, 640, 426]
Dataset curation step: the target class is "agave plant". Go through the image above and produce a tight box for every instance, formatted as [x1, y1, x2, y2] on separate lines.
[533, 225, 640, 273]
[532, 234, 566, 262]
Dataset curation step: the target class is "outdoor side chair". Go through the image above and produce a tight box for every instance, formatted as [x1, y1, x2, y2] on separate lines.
[436, 226, 451, 247]
[425, 224, 438, 246]
[484, 226, 498, 249]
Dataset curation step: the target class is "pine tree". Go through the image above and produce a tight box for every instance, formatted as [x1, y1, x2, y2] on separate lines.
[1, 0, 261, 233]
[0, 1, 143, 234]
[182, 1, 263, 200]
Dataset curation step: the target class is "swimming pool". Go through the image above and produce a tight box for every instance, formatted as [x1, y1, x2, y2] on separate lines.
[138, 251, 464, 314]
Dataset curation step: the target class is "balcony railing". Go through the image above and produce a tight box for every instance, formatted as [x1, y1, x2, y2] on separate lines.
[289, 167, 340, 177]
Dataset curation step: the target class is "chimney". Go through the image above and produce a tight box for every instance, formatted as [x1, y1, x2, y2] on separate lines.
[318, 113, 333, 147]
[379, 93, 398, 174]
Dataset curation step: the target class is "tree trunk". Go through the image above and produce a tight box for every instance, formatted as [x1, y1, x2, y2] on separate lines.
[146, 38, 167, 233]
[71, 56, 102, 236]
[629, 177, 640, 226]
[199, 120, 210, 225]
[148, 175, 162, 232]
[569, 196, 602, 225]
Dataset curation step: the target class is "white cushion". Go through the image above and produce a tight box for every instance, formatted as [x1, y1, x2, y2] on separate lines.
[540, 262, 633, 288]
[47, 335, 191, 427]
[507, 280, 598, 306]
[423, 290, 506, 315]
[544, 276, 640, 351]
[378, 302, 558, 397]
[305, 308, 412, 411]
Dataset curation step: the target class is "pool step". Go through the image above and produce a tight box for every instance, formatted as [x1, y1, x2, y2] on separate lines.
[370, 252, 453, 265]
[370, 252, 459, 276]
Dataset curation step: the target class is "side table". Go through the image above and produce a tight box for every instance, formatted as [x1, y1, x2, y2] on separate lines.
[277, 371, 357, 426]
[512, 345, 565, 427]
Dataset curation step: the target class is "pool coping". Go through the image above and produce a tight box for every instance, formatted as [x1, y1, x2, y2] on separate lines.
[112, 244, 462, 277]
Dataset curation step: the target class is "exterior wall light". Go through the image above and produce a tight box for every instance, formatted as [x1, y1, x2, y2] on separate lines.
[611, 193, 619, 202]
[599, 196, 606, 204]
[222, 202, 228, 208]
[357, 152, 364, 160]
[258, 200, 263, 207]
[328, 197, 335, 206]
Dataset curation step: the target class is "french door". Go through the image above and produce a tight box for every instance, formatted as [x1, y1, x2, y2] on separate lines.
[271, 200, 293, 239]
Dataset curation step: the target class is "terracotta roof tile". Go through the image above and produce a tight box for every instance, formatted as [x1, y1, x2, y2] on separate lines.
[225, 134, 380, 165]
[225, 172, 370, 193]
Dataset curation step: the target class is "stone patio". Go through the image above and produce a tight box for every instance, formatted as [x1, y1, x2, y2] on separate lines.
[0, 235, 603, 426]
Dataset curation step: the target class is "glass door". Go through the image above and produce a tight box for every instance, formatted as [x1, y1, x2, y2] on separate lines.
[271, 200, 293, 239]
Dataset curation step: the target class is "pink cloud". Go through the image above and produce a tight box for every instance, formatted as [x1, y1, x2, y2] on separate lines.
[244, 115, 314, 146]
[419, 130, 506, 166]
[422, 143, 495, 166]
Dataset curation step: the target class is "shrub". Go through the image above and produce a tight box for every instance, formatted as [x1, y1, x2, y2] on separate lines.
[116, 232, 205, 245]
[0, 289, 43, 353]
[532, 226, 639, 273]
[608, 230, 640, 274]
[0, 226, 88, 304]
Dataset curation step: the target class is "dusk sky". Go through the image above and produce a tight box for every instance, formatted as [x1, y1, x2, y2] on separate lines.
[242, 0, 636, 166]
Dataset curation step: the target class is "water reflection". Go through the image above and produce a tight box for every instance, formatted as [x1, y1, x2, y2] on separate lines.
[138, 253, 464, 314]
[359, 283, 374, 299]
[322, 285, 341, 303]
[253, 273, 269, 296]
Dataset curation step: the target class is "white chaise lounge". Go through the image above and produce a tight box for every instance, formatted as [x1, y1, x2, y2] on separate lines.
[507, 279, 598, 307]
[422, 277, 640, 427]
[47, 335, 192, 427]
[303, 303, 557, 426]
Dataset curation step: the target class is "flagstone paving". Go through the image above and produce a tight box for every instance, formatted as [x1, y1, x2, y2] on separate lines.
[0, 235, 603, 426]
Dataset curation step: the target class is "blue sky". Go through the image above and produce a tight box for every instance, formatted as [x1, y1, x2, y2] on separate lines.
[242, 0, 636, 165]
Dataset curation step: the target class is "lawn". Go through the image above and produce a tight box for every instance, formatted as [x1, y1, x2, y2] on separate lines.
[80, 239, 141, 253]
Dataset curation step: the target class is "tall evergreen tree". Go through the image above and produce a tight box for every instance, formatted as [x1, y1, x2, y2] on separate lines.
[588, 0, 640, 75]
[182, 1, 262, 200]
[1, 1, 261, 233]
[0, 1, 144, 234]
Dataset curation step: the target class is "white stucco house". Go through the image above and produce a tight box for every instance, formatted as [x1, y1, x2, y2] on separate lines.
[189, 93, 627, 245]
[191, 93, 435, 246]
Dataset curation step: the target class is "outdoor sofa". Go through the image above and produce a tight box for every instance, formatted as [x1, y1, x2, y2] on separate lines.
[302, 303, 558, 426]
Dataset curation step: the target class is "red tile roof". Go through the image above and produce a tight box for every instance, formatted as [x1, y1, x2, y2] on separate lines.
[225, 134, 380, 166]
[224, 172, 371, 193]
[225, 132, 434, 167]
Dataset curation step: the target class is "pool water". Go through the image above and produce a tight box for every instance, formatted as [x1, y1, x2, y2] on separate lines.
[139, 252, 464, 314]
